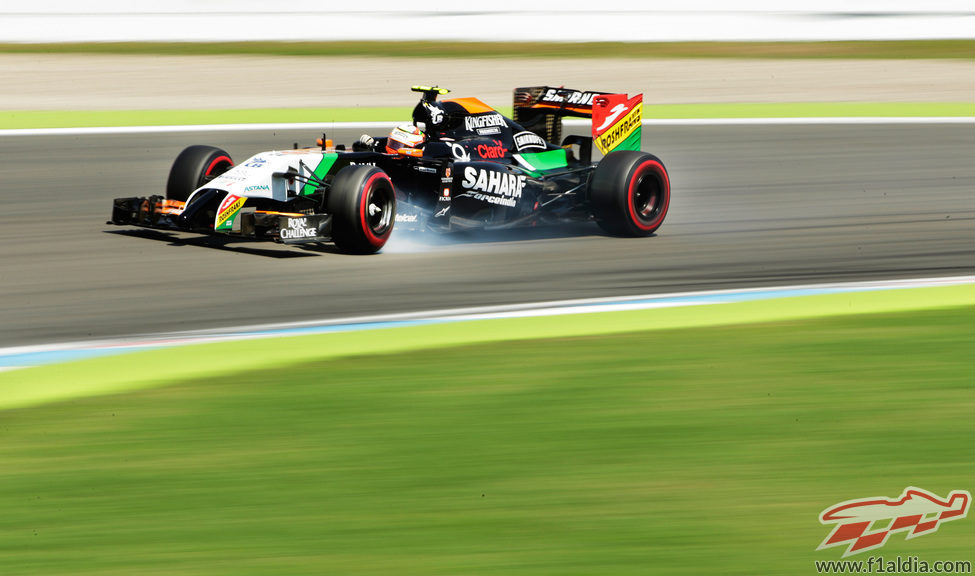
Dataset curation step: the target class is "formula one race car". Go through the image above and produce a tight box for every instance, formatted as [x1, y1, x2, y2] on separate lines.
[109, 86, 670, 254]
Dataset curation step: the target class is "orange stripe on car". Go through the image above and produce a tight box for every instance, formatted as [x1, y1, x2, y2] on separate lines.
[256, 210, 307, 217]
[444, 97, 494, 114]
[527, 102, 594, 116]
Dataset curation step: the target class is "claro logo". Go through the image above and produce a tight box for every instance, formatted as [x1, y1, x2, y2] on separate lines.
[817, 487, 971, 557]
[476, 140, 507, 159]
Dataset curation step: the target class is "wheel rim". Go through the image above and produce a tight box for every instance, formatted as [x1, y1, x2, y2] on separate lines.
[366, 186, 394, 236]
[632, 171, 663, 223]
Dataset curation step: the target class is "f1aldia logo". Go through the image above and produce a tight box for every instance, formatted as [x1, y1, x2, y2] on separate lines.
[817, 487, 970, 557]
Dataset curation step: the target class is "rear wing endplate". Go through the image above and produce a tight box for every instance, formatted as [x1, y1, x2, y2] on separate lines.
[591, 93, 643, 155]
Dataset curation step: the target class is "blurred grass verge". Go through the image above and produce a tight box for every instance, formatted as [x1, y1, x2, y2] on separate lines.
[4, 39, 975, 59]
[3, 283, 975, 410]
[5, 102, 975, 130]
[4, 283, 974, 410]
[1, 301, 972, 575]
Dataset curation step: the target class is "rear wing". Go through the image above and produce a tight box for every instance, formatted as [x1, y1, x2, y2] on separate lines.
[512, 86, 642, 155]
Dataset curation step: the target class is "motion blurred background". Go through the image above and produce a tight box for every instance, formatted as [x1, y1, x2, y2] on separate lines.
[2, 3, 974, 576]
[4, 0, 975, 42]
[3, 1, 975, 113]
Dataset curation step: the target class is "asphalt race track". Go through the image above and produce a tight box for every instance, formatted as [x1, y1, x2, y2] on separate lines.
[2, 123, 974, 348]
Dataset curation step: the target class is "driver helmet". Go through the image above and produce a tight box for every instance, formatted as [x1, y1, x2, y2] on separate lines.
[386, 124, 426, 154]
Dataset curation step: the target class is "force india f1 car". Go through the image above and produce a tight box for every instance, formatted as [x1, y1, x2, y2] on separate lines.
[109, 86, 671, 254]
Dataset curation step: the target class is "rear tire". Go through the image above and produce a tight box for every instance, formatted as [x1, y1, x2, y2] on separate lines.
[327, 165, 396, 254]
[590, 150, 670, 236]
[166, 145, 234, 202]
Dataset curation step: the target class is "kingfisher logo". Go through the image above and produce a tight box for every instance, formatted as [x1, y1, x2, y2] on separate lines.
[817, 487, 970, 557]
[464, 113, 505, 132]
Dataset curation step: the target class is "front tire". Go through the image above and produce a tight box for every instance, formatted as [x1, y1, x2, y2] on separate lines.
[590, 150, 670, 236]
[166, 145, 234, 202]
[327, 165, 396, 254]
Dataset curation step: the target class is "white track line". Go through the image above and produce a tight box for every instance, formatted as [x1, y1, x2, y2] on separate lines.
[2, 274, 974, 372]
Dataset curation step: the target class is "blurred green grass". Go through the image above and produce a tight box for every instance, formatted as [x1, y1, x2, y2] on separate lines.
[5, 40, 975, 59]
[1, 305, 973, 575]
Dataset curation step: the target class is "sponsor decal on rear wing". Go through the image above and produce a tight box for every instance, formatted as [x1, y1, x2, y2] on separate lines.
[592, 93, 643, 155]
[513, 86, 608, 118]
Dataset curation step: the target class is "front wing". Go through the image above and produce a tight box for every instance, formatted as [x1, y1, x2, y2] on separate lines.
[109, 196, 333, 245]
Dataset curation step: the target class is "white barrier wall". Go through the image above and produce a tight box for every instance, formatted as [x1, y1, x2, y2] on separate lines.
[2, 1, 975, 42]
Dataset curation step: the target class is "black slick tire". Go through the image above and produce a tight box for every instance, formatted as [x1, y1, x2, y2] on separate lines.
[327, 165, 396, 254]
[166, 145, 234, 202]
[590, 150, 671, 236]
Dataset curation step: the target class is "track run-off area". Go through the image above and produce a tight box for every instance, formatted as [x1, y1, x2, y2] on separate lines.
[1, 117, 974, 574]
[1, 117, 974, 376]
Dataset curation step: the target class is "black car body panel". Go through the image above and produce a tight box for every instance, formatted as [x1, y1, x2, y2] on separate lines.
[109, 86, 669, 253]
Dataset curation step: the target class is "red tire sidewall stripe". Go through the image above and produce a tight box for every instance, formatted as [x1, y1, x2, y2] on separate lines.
[627, 159, 670, 232]
[359, 172, 393, 247]
[204, 155, 233, 177]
